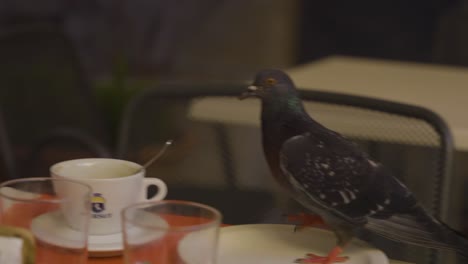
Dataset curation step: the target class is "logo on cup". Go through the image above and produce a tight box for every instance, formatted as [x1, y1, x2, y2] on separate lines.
[91, 193, 106, 213]
[91, 193, 112, 218]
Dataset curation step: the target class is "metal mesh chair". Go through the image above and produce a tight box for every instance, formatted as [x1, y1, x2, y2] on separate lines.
[116, 83, 277, 225]
[116, 83, 455, 264]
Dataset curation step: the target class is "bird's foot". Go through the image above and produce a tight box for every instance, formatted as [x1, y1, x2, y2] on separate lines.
[294, 253, 349, 264]
[285, 212, 327, 231]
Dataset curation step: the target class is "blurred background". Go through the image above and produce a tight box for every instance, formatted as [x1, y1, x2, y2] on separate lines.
[1, 0, 468, 263]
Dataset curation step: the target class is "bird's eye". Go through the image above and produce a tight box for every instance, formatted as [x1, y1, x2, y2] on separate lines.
[265, 78, 277, 86]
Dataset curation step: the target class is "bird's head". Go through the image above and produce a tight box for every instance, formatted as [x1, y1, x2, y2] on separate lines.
[239, 69, 298, 100]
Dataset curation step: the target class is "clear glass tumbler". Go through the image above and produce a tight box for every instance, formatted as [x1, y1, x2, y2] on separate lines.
[0, 177, 92, 264]
[122, 200, 222, 264]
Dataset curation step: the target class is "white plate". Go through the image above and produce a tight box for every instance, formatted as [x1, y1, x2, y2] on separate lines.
[214, 224, 389, 264]
[177, 226, 220, 264]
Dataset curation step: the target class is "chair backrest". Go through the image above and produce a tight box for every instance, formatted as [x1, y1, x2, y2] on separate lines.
[116, 83, 279, 225]
[116, 84, 250, 192]
[297, 89, 454, 220]
[116, 83, 455, 264]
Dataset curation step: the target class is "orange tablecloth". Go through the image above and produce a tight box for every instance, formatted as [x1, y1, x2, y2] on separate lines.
[88, 256, 122, 264]
[1, 202, 221, 264]
[87, 214, 216, 264]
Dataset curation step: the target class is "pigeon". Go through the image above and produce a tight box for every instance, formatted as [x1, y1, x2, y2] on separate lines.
[239, 69, 468, 264]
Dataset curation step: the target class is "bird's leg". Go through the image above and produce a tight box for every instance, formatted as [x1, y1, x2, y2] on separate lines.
[294, 246, 349, 264]
[295, 226, 352, 264]
[286, 212, 327, 231]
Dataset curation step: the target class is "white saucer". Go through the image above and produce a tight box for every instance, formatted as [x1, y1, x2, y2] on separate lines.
[180, 224, 389, 264]
[31, 210, 168, 258]
[88, 232, 124, 257]
[31, 211, 86, 250]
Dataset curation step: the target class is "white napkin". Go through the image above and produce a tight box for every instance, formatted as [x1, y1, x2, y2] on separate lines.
[0, 236, 23, 264]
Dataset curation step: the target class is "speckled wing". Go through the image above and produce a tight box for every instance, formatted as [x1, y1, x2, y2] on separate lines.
[279, 131, 407, 225]
[279, 131, 466, 251]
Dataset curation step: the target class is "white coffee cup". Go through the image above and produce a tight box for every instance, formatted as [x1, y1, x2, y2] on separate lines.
[50, 158, 167, 235]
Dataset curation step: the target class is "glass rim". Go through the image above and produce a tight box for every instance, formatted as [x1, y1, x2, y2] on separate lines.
[0, 177, 92, 203]
[121, 199, 222, 232]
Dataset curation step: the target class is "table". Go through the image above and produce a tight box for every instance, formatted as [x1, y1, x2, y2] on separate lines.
[286, 55, 468, 151]
[88, 256, 119, 264]
[88, 213, 216, 264]
[86, 218, 412, 264]
[87, 234, 412, 264]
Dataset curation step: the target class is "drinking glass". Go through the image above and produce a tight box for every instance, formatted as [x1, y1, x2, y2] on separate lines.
[122, 200, 222, 264]
[0, 177, 92, 264]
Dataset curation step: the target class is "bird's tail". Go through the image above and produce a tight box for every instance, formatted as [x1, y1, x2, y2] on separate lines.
[418, 209, 468, 259]
[367, 205, 468, 259]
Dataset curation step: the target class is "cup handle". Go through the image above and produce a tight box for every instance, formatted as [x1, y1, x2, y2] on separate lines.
[140, 178, 168, 202]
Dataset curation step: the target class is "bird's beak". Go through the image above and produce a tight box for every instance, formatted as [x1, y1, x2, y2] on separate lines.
[239, 85, 260, 100]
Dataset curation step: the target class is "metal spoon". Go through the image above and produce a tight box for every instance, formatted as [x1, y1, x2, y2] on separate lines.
[136, 139, 173, 173]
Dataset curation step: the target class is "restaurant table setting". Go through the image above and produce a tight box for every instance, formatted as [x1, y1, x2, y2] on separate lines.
[51, 158, 168, 257]
[0, 177, 91, 264]
[3, 67, 450, 263]
[0, 156, 407, 264]
[0, 155, 223, 264]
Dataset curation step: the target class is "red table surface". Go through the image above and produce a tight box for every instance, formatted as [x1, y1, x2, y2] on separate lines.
[1, 202, 223, 264]
[88, 214, 225, 264]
